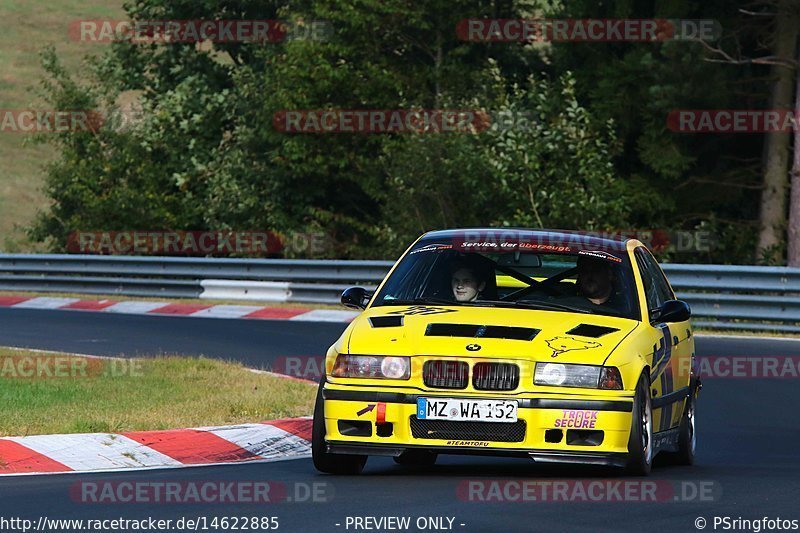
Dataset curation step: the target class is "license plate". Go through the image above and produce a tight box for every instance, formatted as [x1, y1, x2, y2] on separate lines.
[417, 397, 518, 422]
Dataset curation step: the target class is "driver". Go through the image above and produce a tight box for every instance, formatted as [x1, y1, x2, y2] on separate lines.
[576, 255, 615, 305]
[451, 263, 486, 302]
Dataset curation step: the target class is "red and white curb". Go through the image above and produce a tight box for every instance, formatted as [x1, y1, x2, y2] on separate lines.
[0, 295, 357, 322]
[0, 418, 311, 476]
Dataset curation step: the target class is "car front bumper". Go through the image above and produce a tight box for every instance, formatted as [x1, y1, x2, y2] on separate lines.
[322, 385, 635, 466]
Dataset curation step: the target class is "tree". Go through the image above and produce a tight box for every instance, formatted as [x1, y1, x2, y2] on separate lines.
[754, 1, 798, 263]
[34, 0, 594, 258]
[549, 0, 777, 264]
[787, 40, 800, 265]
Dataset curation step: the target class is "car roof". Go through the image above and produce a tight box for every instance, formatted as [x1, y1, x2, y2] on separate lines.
[420, 228, 631, 252]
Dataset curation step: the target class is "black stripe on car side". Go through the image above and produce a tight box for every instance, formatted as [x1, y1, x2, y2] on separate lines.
[663, 367, 674, 430]
[651, 386, 689, 410]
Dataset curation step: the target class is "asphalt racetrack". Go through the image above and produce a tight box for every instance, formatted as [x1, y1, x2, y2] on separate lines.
[0, 307, 798, 532]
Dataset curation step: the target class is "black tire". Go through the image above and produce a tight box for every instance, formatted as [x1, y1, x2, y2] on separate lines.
[625, 373, 653, 476]
[672, 387, 697, 465]
[393, 449, 438, 468]
[311, 378, 367, 475]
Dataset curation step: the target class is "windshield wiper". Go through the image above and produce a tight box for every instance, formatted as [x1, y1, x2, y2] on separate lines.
[381, 298, 593, 313]
[488, 300, 594, 314]
[382, 298, 495, 307]
[381, 297, 458, 306]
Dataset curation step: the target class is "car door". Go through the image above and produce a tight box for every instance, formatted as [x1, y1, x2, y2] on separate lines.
[634, 247, 691, 433]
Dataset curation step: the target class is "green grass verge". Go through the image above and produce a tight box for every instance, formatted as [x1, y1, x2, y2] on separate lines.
[0, 347, 315, 437]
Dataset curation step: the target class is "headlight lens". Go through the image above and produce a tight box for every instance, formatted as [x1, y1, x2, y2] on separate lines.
[332, 355, 410, 379]
[534, 363, 603, 388]
[380, 356, 409, 379]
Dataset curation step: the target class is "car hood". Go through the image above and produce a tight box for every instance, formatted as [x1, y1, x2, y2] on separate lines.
[346, 304, 638, 364]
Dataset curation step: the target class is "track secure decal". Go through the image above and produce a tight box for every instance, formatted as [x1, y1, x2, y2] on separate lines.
[554, 410, 599, 428]
[545, 336, 602, 358]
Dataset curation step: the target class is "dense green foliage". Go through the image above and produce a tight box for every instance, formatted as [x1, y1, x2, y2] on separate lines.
[32, 0, 776, 261]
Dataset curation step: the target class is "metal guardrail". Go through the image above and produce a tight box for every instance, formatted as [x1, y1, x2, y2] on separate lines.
[0, 255, 390, 283]
[1, 255, 799, 333]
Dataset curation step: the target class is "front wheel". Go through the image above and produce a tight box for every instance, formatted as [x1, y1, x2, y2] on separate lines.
[311, 378, 367, 475]
[625, 373, 653, 476]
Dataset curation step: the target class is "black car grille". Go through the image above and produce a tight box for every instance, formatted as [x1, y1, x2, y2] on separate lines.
[410, 417, 526, 443]
[423, 360, 469, 389]
[472, 362, 520, 391]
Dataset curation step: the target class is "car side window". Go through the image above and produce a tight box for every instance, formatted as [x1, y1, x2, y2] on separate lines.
[634, 250, 661, 315]
[635, 247, 676, 320]
[640, 248, 675, 303]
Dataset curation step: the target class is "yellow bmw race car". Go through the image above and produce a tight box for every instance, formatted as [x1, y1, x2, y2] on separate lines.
[312, 229, 700, 476]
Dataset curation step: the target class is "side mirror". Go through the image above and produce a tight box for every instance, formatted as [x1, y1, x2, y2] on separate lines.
[655, 299, 691, 323]
[341, 287, 371, 310]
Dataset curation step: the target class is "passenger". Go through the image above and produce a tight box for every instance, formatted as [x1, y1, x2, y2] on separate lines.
[576, 256, 615, 305]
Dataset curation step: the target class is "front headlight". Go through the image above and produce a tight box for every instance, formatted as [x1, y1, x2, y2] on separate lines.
[331, 355, 410, 379]
[534, 363, 622, 389]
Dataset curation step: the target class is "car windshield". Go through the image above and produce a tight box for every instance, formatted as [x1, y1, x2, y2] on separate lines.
[373, 236, 640, 320]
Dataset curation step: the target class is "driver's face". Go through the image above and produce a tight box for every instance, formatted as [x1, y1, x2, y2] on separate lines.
[452, 268, 484, 302]
[577, 262, 613, 299]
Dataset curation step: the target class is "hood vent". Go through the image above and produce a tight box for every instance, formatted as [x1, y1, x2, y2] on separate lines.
[425, 323, 539, 341]
[566, 324, 619, 338]
[370, 316, 404, 328]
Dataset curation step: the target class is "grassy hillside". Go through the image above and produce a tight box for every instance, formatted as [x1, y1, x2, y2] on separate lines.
[0, 0, 123, 251]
